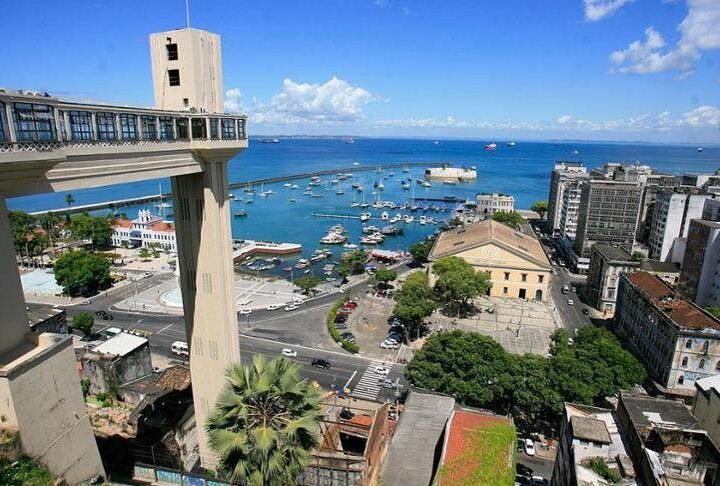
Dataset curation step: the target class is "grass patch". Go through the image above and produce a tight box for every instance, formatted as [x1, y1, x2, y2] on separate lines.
[327, 299, 359, 353]
[588, 457, 620, 483]
[0, 456, 55, 486]
[436, 419, 516, 486]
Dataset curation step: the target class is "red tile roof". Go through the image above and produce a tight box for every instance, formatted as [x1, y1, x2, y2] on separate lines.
[113, 219, 132, 229]
[627, 272, 720, 331]
[149, 221, 174, 232]
[440, 410, 514, 486]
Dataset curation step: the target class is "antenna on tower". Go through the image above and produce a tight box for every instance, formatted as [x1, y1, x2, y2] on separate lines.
[185, 0, 191, 28]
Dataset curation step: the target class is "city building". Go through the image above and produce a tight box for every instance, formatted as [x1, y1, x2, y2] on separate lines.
[635, 173, 679, 243]
[574, 180, 643, 259]
[559, 180, 584, 240]
[702, 197, 720, 222]
[428, 219, 552, 302]
[586, 244, 639, 316]
[693, 375, 720, 451]
[475, 192, 514, 215]
[590, 162, 652, 183]
[82, 333, 152, 395]
[552, 403, 636, 485]
[616, 391, 720, 485]
[27, 306, 68, 334]
[647, 189, 713, 262]
[547, 162, 588, 238]
[615, 272, 720, 397]
[639, 260, 680, 286]
[679, 219, 720, 307]
[111, 209, 177, 251]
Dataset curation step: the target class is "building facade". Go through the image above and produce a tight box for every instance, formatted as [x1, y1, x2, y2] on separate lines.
[679, 219, 720, 307]
[547, 162, 588, 237]
[647, 190, 712, 262]
[703, 197, 720, 222]
[587, 244, 639, 316]
[475, 193, 514, 215]
[429, 220, 552, 302]
[693, 375, 720, 451]
[615, 272, 720, 396]
[574, 180, 642, 258]
[111, 209, 177, 251]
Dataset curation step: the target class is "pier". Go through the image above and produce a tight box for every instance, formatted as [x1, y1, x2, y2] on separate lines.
[232, 239, 302, 261]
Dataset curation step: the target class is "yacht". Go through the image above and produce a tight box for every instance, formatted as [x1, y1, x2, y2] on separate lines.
[421, 180, 431, 188]
[360, 234, 383, 245]
[380, 225, 403, 235]
[261, 138, 280, 144]
[336, 190, 344, 195]
[402, 166, 410, 173]
[390, 214, 402, 224]
[507, 141, 517, 147]
[419, 216, 427, 225]
[234, 210, 248, 217]
[362, 225, 381, 234]
[283, 183, 293, 188]
[259, 183, 274, 197]
[320, 232, 347, 245]
[484, 142, 497, 150]
[360, 212, 371, 222]
[330, 224, 346, 233]
[345, 137, 355, 144]
[401, 182, 410, 190]
[380, 211, 389, 221]
[410, 203, 419, 211]
[311, 193, 323, 198]
[303, 190, 314, 196]
[377, 182, 385, 191]
[323, 264, 335, 272]
[343, 243, 358, 250]
[372, 201, 384, 209]
[244, 185, 256, 194]
[295, 259, 310, 269]
[228, 193, 235, 199]
[403, 215, 414, 223]
[698, 147, 704, 153]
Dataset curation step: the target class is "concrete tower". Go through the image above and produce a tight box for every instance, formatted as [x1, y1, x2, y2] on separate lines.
[150, 28, 224, 113]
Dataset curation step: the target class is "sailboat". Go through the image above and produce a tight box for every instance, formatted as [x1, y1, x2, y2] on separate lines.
[260, 183, 274, 197]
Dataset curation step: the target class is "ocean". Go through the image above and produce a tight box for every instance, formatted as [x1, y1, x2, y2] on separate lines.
[7, 139, 719, 272]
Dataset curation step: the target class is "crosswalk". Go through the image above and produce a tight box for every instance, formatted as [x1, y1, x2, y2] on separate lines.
[350, 360, 388, 401]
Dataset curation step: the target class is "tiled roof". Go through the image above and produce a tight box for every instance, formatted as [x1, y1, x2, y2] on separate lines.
[149, 221, 175, 233]
[626, 272, 720, 331]
[429, 220, 550, 268]
[156, 366, 191, 391]
[113, 219, 132, 229]
[570, 416, 611, 444]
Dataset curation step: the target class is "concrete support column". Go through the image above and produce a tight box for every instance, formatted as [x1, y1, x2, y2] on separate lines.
[0, 196, 30, 356]
[171, 159, 239, 469]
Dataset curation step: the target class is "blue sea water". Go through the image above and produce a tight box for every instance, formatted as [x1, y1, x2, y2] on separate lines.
[8, 139, 720, 270]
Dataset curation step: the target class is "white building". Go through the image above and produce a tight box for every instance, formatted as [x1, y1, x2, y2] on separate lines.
[547, 162, 588, 237]
[680, 220, 720, 308]
[111, 209, 177, 251]
[559, 180, 584, 240]
[475, 193, 514, 215]
[648, 190, 713, 262]
[424, 167, 476, 180]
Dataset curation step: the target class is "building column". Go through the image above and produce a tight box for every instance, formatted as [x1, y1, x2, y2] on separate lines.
[171, 159, 239, 469]
[0, 196, 30, 356]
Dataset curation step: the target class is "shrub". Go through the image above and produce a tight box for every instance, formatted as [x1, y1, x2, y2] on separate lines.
[327, 299, 359, 353]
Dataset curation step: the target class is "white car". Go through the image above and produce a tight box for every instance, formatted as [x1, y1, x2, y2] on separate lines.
[524, 438, 536, 456]
[284, 304, 300, 312]
[266, 304, 281, 311]
[239, 309, 252, 316]
[281, 348, 297, 357]
[372, 365, 390, 375]
[568, 337, 575, 345]
[380, 342, 399, 349]
[567, 299, 574, 306]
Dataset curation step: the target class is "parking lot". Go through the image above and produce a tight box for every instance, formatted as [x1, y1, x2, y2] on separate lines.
[342, 292, 403, 360]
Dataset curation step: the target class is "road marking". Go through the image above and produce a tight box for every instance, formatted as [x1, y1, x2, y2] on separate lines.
[344, 370, 357, 389]
[155, 323, 175, 334]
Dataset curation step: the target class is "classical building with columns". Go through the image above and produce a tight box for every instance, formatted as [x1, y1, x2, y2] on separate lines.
[0, 26, 247, 479]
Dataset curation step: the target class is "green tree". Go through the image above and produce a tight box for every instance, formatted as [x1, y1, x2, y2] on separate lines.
[409, 239, 435, 263]
[294, 275, 321, 294]
[69, 213, 113, 248]
[8, 211, 40, 261]
[491, 211, 525, 229]
[54, 250, 111, 297]
[207, 356, 323, 486]
[138, 247, 152, 261]
[706, 306, 720, 319]
[374, 269, 397, 289]
[432, 256, 491, 316]
[393, 272, 437, 339]
[510, 354, 564, 424]
[337, 250, 368, 277]
[631, 251, 646, 262]
[530, 201, 549, 219]
[72, 312, 94, 336]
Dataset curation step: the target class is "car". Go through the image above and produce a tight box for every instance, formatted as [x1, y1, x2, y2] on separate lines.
[582, 308, 590, 315]
[568, 337, 575, 345]
[372, 365, 390, 375]
[284, 304, 299, 311]
[380, 342, 398, 349]
[530, 476, 548, 486]
[335, 324, 347, 330]
[515, 475, 531, 485]
[102, 314, 114, 320]
[380, 378, 395, 388]
[342, 334, 357, 343]
[266, 304, 281, 311]
[152, 366, 164, 374]
[311, 358, 331, 369]
[95, 310, 107, 317]
[516, 464, 534, 478]
[567, 299, 574, 306]
[571, 286, 577, 293]
[239, 309, 252, 315]
[384, 338, 400, 345]
[524, 438, 536, 456]
[281, 348, 297, 357]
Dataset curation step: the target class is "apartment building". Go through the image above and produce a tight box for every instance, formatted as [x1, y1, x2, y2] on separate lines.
[587, 244, 639, 315]
[558, 180, 584, 240]
[693, 375, 720, 450]
[679, 219, 720, 307]
[615, 271, 720, 397]
[703, 197, 720, 221]
[547, 162, 588, 237]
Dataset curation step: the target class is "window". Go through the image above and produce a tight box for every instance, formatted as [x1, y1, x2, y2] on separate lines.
[700, 359, 706, 369]
[176, 118, 189, 139]
[682, 357, 688, 367]
[13, 103, 56, 141]
[191, 118, 206, 139]
[119, 114, 137, 140]
[504, 272, 510, 281]
[678, 375, 685, 385]
[237, 118, 246, 139]
[168, 69, 180, 86]
[716, 361, 720, 371]
[209, 118, 219, 139]
[503, 286, 508, 295]
[166, 43, 178, 60]
[0, 101, 7, 142]
[521, 273, 527, 282]
[159, 116, 174, 140]
[221, 119, 236, 139]
[183, 98, 189, 108]
[140, 115, 157, 140]
[703, 341, 710, 353]
[68, 110, 93, 141]
[538, 275, 544, 283]
[95, 112, 116, 140]
[686, 339, 692, 349]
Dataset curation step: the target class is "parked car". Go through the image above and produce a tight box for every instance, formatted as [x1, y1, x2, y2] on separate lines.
[380, 342, 398, 349]
[567, 299, 574, 306]
[239, 309, 252, 315]
[571, 286, 577, 293]
[281, 348, 297, 357]
[311, 358, 331, 369]
[284, 304, 299, 312]
[380, 378, 395, 388]
[266, 304, 281, 311]
[524, 438, 536, 456]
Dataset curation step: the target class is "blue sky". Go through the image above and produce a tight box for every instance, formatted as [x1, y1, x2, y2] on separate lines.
[2, 0, 719, 143]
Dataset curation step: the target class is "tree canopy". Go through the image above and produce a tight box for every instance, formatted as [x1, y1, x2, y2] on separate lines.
[207, 356, 322, 486]
[8, 210, 49, 259]
[337, 250, 368, 277]
[374, 269, 397, 288]
[530, 201, 549, 219]
[432, 256, 491, 316]
[409, 239, 435, 263]
[491, 211, 525, 229]
[294, 276, 321, 293]
[393, 272, 437, 339]
[69, 213, 114, 248]
[72, 312, 94, 336]
[706, 306, 720, 319]
[54, 250, 111, 297]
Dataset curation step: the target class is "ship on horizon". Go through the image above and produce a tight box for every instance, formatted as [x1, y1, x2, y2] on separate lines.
[261, 138, 280, 144]
[484, 142, 497, 150]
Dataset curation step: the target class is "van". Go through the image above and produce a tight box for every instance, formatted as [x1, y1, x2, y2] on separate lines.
[171, 341, 189, 357]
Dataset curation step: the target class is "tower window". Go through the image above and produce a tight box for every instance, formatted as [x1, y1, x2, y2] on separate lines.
[168, 69, 180, 86]
[166, 43, 178, 61]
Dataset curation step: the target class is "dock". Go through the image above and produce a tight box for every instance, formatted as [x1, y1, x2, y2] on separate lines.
[232, 239, 302, 261]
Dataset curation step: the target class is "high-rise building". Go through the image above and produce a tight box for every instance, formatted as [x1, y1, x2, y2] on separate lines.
[547, 162, 588, 237]
[150, 28, 224, 113]
[703, 198, 720, 221]
[679, 219, 720, 307]
[586, 244, 639, 315]
[574, 180, 642, 258]
[647, 189, 713, 262]
[558, 180, 584, 240]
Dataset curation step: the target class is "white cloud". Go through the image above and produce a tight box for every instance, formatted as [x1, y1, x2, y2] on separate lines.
[250, 77, 381, 125]
[374, 0, 388, 7]
[678, 105, 720, 127]
[224, 88, 243, 113]
[584, 0, 634, 22]
[556, 114, 573, 124]
[609, 0, 720, 77]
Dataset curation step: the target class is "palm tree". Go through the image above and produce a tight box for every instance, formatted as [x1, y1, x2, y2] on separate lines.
[206, 356, 323, 486]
